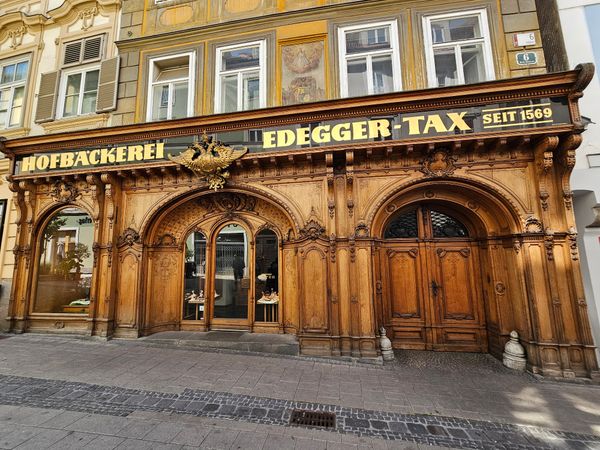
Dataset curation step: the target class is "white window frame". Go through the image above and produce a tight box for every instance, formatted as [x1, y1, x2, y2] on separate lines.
[146, 51, 196, 122]
[0, 55, 30, 129]
[423, 9, 495, 88]
[337, 20, 402, 98]
[214, 40, 267, 114]
[56, 65, 101, 119]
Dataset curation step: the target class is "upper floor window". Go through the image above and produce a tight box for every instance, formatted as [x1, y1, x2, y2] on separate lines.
[34, 34, 119, 124]
[58, 67, 100, 118]
[56, 35, 104, 120]
[423, 9, 495, 88]
[147, 52, 195, 121]
[338, 21, 401, 98]
[0, 56, 29, 129]
[215, 41, 266, 113]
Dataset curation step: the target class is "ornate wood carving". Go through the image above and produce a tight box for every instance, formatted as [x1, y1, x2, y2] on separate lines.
[117, 228, 141, 248]
[420, 148, 457, 178]
[50, 181, 79, 203]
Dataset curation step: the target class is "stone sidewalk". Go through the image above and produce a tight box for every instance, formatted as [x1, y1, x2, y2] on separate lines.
[0, 334, 599, 449]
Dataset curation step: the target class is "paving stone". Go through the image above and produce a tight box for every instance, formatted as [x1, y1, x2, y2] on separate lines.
[0, 425, 44, 449]
[199, 428, 239, 449]
[83, 435, 126, 450]
[47, 431, 98, 449]
[13, 428, 71, 450]
[170, 426, 210, 446]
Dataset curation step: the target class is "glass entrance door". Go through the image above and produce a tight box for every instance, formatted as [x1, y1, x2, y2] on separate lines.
[213, 224, 249, 320]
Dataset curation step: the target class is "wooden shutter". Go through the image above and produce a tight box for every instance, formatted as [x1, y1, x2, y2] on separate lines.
[63, 41, 82, 65]
[34, 71, 60, 123]
[96, 56, 120, 113]
[83, 36, 103, 62]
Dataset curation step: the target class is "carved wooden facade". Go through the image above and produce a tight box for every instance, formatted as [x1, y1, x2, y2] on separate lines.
[2, 67, 599, 379]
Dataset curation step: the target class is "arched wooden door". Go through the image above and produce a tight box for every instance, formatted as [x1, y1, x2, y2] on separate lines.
[380, 205, 487, 352]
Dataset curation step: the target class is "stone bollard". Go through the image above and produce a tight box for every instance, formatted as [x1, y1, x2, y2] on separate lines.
[503, 330, 526, 371]
[379, 327, 395, 361]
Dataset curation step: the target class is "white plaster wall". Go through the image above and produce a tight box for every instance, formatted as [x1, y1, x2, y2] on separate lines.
[558, 0, 600, 359]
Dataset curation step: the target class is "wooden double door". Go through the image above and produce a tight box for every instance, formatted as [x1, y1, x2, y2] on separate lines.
[379, 205, 488, 352]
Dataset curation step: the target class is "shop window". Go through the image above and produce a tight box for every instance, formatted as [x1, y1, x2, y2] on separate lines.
[0, 56, 29, 129]
[423, 9, 495, 88]
[33, 208, 94, 314]
[34, 35, 119, 123]
[147, 52, 195, 121]
[183, 231, 207, 320]
[338, 21, 401, 98]
[255, 229, 279, 322]
[215, 41, 266, 113]
[214, 224, 249, 319]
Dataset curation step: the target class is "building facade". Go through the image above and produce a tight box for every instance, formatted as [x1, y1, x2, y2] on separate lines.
[1, 0, 599, 379]
[558, 0, 600, 361]
[0, 0, 122, 330]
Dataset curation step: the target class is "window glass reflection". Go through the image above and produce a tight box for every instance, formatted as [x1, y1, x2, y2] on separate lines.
[183, 231, 207, 320]
[255, 229, 278, 322]
[34, 208, 94, 314]
[214, 224, 248, 319]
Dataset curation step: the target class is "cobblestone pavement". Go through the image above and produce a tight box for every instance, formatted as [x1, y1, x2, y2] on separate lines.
[0, 334, 600, 449]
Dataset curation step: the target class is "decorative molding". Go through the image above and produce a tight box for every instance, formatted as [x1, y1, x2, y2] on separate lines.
[8, 26, 26, 49]
[420, 148, 457, 178]
[525, 217, 543, 233]
[50, 181, 79, 203]
[117, 227, 141, 247]
[299, 218, 325, 240]
[78, 6, 98, 30]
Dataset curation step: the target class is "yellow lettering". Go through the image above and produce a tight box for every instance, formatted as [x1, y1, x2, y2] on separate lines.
[297, 127, 310, 146]
[21, 156, 35, 172]
[143, 144, 155, 160]
[312, 125, 331, 144]
[74, 151, 89, 166]
[36, 155, 50, 170]
[89, 150, 100, 165]
[60, 152, 74, 168]
[49, 153, 60, 169]
[155, 142, 165, 159]
[483, 113, 492, 125]
[447, 112, 471, 131]
[402, 116, 425, 135]
[277, 130, 295, 147]
[128, 145, 144, 162]
[116, 146, 127, 163]
[368, 119, 391, 139]
[263, 131, 277, 149]
[423, 115, 448, 134]
[101, 148, 116, 164]
[331, 123, 351, 141]
[351, 121, 367, 140]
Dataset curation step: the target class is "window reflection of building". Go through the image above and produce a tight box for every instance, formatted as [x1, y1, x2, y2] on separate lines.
[34, 208, 94, 314]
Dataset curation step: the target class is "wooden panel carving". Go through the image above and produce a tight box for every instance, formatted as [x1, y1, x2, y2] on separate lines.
[387, 247, 422, 320]
[146, 250, 182, 329]
[434, 247, 476, 321]
[116, 251, 139, 327]
[300, 247, 328, 332]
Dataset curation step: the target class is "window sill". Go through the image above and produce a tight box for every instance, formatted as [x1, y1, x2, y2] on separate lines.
[0, 127, 30, 140]
[41, 113, 109, 134]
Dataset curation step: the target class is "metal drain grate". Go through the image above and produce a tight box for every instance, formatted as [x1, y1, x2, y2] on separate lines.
[290, 409, 336, 428]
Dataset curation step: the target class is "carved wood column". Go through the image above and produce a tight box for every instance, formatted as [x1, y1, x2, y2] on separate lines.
[7, 180, 35, 333]
[89, 173, 120, 338]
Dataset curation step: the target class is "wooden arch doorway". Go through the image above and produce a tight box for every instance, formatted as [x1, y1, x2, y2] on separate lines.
[379, 203, 488, 352]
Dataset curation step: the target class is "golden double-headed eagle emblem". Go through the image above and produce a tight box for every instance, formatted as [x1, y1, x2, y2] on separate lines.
[168, 132, 248, 191]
